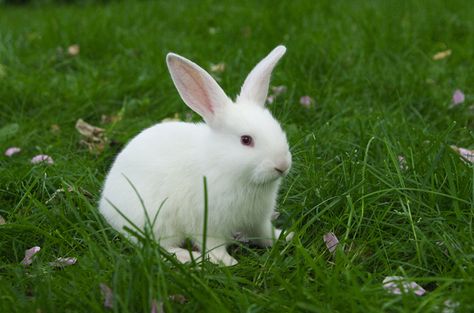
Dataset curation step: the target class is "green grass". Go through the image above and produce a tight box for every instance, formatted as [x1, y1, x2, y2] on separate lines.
[1, 0, 473, 312]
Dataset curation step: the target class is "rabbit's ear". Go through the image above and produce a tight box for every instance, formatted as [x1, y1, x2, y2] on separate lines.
[167, 53, 231, 125]
[237, 45, 286, 106]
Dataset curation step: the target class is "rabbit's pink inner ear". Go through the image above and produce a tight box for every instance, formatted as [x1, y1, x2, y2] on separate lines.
[167, 54, 230, 125]
[174, 64, 214, 115]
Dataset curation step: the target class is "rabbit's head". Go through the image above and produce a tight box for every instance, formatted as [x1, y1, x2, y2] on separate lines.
[167, 46, 291, 185]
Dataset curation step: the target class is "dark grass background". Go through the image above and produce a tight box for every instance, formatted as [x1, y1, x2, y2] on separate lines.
[0, 0, 473, 312]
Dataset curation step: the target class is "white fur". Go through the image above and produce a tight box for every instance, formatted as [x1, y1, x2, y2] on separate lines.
[99, 45, 292, 266]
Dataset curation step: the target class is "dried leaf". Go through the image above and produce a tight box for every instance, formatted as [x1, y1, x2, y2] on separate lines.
[49, 257, 77, 267]
[5, 147, 21, 157]
[74, 186, 93, 198]
[151, 299, 164, 313]
[75, 119, 105, 138]
[67, 44, 80, 56]
[323, 232, 339, 253]
[300, 95, 314, 108]
[101, 114, 122, 125]
[210, 62, 226, 73]
[451, 145, 474, 164]
[80, 140, 106, 154]
[21, 246, 41, 266]
[50, 124, 61, 134]
[432, 49, 451, 60]
[452, 89, 465, 106]
[383, 276, 426, 296]
[100, 283, 114, 309]
[169, 294, 188, 304]
[31, 154, 54, 165]
[75, 119, 108, 154]
[0, 215, 5, 225]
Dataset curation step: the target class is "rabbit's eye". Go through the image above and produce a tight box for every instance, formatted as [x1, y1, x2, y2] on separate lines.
[240, 135, 254, 147]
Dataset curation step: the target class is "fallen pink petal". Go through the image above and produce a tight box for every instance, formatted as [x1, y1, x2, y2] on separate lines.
[300, 95, 314, 108]
[323, 232, 339, 253]
[5, 147, 21, 157]
[21, 246, 41, 266]
[398, 155, 408, 171]
[31, 154, 54, 165]
[452, 89, 465, 106]
[451, 146, 474, 164]
[443, 299, 460, 313]
[49, 257, 77, 267]
[100, 283, 114, 309]
[457, 147, 474, 163]
[382, 276, 426, 296]
[271, 85, 287, 96]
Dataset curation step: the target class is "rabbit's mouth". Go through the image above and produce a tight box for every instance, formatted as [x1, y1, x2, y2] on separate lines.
[249, 158, 291, 185]
[252, 176, 282, 186]
[250, 168, 286, 185]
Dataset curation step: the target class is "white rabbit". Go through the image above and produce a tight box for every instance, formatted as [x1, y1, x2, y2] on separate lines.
[99, 45, 292, 266]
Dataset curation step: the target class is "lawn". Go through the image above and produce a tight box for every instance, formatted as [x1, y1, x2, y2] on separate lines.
[1, 0, 473, 312]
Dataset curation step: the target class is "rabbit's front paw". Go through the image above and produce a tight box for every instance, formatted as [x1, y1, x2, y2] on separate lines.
[208, 250, 238, 267]
[167, 247, 201, 263]
[275, 228, 294, 242]
[283, 230, 294, 242]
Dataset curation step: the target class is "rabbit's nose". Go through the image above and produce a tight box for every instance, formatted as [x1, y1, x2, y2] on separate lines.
[274, 160, 290, 175]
